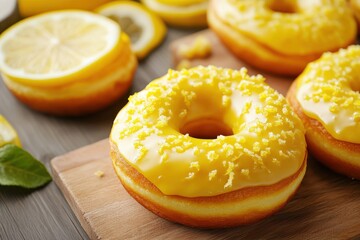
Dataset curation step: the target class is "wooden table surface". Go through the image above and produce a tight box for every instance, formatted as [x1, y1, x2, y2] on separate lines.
[0, 10, 198, 237]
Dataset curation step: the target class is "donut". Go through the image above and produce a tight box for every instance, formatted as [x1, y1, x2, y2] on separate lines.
[208, 0, 357, 76]
[287, 45, 360, 179]
[110, 66, 307, 228]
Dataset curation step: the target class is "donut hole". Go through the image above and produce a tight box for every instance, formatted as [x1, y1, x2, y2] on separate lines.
[267, 0, 297, 14]
[180, 118, 233, 139]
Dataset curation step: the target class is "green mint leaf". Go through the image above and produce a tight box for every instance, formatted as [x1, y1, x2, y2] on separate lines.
[0, 144, 52, 188]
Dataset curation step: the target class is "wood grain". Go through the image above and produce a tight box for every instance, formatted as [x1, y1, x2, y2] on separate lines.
[51, 139, 360, 239]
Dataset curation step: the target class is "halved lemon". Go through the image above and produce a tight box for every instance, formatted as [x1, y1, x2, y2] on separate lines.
[96, 1, 166, 60]
[0, 115, 21, 147]
[141, 0, 208, 28]
[0, 10, 121, 87]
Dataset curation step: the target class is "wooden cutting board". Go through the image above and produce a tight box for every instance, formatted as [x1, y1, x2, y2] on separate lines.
[51, 139, 360, 239]
[51, 30, 360, 239]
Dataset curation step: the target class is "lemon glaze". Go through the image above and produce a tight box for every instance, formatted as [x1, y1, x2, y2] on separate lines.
[111, 66, 306, 197]
[296, 46, 360, 144]
[215, 0, 356, 55]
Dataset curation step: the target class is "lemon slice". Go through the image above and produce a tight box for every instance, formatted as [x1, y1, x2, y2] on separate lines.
[141, 0, 208, 28]
[0, 115, 21, 147]
[96, 1, 166, 60]
[0, 10, 121, 87]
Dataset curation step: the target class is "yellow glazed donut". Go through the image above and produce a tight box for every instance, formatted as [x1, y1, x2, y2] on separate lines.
[110, 66, 307, 228]
[208, 0, 357, 76]
[287, 45, 360, 179]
